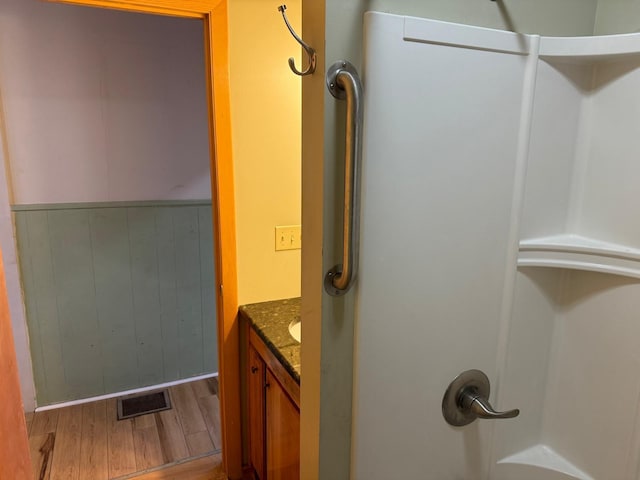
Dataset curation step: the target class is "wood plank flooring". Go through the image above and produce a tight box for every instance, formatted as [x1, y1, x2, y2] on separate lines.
[126, 454, 226, 480]
[26, 377, 222, 480]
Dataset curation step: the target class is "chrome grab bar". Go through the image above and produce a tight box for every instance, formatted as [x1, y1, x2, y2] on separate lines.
[324, 61, 363, 297]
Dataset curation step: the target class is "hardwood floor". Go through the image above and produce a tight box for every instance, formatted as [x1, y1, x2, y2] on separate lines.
[26, 377, 222, 480]
[126, 454, 226, 480]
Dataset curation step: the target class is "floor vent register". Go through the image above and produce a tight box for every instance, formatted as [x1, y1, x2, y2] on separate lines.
[117, 389, 172, 420]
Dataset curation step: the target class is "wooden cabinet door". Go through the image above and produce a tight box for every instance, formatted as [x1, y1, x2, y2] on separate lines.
[265, 370, 300, 480]
[248, 345, 266, 480]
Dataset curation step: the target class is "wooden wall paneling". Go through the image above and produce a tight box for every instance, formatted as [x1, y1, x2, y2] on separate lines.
[199, 205, 218, 371]
[21, 212, 67, 404]
[49, 210, 103, 400]
[128, 207, 165, 386]
[16, 203, 218, 405]
[14, 213, 51, 403]
[0, 247, 32, 480]
[155, 206, 181, 380]
[89, 208, 139, 393]
[173, 206, 205, 376]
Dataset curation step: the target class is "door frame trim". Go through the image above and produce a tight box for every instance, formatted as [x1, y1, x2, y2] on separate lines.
[43, 0, 241, 477]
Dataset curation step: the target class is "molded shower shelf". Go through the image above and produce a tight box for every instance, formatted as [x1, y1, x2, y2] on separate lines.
[539, 33, 640, 62]
[497, 444, 594, 480]
[518, 234, 640, 279]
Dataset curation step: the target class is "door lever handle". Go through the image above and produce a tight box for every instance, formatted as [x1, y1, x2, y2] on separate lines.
[442, 369, 520, 426]
[458, 386, 519, 420]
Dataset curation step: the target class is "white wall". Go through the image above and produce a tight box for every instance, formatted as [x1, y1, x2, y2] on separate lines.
[0, 0, 211, 410]
[0, 0, 210, 205]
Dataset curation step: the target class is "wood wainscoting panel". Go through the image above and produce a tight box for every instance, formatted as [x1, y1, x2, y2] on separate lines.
[14, 203, 218, 406]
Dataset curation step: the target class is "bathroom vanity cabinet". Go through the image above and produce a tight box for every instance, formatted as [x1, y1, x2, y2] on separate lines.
[240, 300, 301, 480]
[247, 329, 300, 480]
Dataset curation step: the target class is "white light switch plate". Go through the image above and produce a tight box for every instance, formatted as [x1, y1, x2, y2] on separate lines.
[275, 225, 302, 251]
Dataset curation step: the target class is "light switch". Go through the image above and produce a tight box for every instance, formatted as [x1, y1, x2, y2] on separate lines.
[275, 225, 302, 251]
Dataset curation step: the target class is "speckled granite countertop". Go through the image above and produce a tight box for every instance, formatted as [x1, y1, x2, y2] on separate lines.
[240, 297, 301, 384]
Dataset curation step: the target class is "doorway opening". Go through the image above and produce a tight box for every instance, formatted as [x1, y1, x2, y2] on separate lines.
[0, 0, 226, 477]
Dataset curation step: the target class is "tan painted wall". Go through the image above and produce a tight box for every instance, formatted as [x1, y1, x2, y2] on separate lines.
[229, 0, 302, 306]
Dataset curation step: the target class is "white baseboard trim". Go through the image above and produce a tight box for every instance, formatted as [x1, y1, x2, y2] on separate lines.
[34, 372, 219, 412]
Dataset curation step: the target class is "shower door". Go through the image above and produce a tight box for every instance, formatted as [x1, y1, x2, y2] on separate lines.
[344, 12, 640, 480]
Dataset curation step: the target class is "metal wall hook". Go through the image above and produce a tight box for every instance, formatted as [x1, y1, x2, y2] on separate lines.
[278, 5, 316, 76]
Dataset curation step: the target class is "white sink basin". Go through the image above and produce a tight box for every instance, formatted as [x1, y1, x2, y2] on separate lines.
[288, 319, 301, 343]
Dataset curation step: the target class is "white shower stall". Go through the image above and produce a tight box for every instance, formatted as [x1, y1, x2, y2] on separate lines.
[351, 12, 640, 480]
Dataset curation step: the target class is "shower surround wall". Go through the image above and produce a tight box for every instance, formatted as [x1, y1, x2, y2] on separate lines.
[0, 0, 216, 406]
[349, 14, 640, 480]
